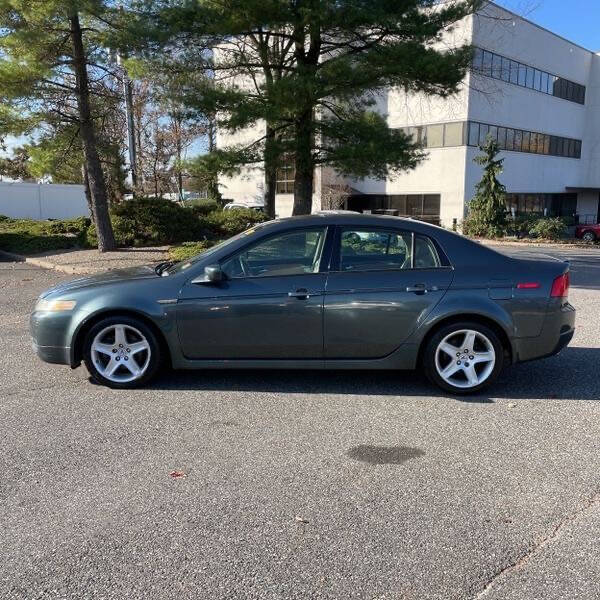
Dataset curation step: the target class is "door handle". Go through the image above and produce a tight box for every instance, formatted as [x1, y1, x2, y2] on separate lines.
[288, 288, 313, 299]
[406, 283, 427, 294]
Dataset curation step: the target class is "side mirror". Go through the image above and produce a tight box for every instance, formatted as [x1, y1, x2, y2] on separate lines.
[191, 264, 224, 284]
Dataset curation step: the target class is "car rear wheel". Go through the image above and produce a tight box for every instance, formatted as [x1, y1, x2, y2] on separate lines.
[582, 231, 596, 242]
[423, 322, 504, 395]
[83, 316, 161, 389]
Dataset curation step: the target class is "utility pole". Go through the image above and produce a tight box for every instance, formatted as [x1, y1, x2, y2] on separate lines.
[117, 53, 137, 194]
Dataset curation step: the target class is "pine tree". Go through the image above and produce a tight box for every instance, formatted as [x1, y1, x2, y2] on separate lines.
[465, 135, 508, 237]
[119, 0, 481, 215]
[0, 1, 117, 251]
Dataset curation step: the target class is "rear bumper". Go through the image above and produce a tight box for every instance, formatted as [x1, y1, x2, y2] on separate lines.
[513, 302, 576, 363]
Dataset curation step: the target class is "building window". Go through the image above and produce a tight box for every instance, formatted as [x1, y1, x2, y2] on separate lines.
[276, 154, 295, 194]
[467, 121, 581, 159]
[505, 193, 577, 218]
[346, 194, 441, 225]
[472, 47, 586, 105]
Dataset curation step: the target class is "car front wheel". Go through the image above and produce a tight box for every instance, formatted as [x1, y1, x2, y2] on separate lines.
[423, 322, 504, 394]
[83, 316, 162, 389]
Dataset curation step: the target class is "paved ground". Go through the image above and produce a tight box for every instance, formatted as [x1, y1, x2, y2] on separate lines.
[0, 246, 169, 275]
[0, 245, 599, 599]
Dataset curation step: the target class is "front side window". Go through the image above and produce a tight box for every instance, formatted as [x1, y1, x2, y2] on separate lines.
[339, 229, 412, 272]
[222, 228, 327, 278]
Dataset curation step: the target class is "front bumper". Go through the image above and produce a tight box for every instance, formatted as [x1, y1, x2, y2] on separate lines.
[513, 302, 576, 363]
[30, 310, 73, 366]
[31, 341, 71, 365]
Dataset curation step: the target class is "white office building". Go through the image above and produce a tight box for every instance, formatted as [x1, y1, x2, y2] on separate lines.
[217, 2, 600, 227]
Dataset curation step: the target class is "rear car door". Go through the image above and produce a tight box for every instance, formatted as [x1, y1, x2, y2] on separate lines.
[177, 226, 331, 359]
[324, 226, 453, 358]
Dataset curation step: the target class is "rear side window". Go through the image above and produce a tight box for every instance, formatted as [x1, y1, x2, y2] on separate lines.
[414, 235, 441, 269]
[339, 229, 412, 272]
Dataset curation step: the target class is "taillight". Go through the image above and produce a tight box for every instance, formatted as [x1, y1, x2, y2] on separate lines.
[550, 272, 570, 298]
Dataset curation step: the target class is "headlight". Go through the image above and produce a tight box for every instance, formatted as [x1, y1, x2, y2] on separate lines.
[35, 298, 77, 312]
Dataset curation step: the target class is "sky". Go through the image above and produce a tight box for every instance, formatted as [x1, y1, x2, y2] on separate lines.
[495, 0, 599, 51]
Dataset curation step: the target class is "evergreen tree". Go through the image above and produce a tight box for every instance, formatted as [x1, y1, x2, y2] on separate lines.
[120, 0, 481, 215]
[0, 1, 117, 251]
[464, 135, 508, 237]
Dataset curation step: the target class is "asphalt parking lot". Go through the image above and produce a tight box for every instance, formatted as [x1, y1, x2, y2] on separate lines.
[1, 245, 599, 600]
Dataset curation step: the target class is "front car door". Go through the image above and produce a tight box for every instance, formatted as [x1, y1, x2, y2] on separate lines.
[324, 226, 454, 358]
[177, 226, 332, 359]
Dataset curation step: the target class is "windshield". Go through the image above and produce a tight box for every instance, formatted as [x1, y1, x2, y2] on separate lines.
[166, 224, 267, 274]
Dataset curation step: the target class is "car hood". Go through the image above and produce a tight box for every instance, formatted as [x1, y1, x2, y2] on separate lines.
[40, 265, 160, 298]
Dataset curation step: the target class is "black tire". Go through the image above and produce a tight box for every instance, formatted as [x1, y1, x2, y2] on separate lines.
[582, 231, 596, 242]
[423, 321, 504, 395]
[83, 315, 162, 389]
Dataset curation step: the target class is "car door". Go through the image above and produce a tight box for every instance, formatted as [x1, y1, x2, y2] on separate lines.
[324, 226, 453, 359]
[176, 226, 332, 359]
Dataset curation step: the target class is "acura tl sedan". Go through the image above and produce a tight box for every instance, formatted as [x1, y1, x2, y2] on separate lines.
[31, 213, 575, 394]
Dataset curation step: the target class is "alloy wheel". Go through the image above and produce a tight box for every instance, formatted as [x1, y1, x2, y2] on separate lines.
[434, 329, 496, 389]
[90, 324, 151, 383]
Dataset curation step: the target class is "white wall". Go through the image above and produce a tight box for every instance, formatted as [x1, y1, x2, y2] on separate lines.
[0, 183, 89, 220]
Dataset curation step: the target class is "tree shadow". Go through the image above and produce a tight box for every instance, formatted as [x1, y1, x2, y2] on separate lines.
[146, 346, 600, 403]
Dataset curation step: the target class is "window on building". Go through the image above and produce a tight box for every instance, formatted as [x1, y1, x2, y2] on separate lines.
[509, 60, 519, 85]
[478, 123, 489, 145]
[426, 124, 444, 148]
[505, 128, 514, 151]
[526, 66, 535, 89]
[529, 132, 538, 154]
[513, 130, 522, 152]
[468, 122, 480, 147]
[492, 53, 502, 79]
[443, 122, 464, 146]
[472, 47, 585, 105]
[472, 47, 484, 70]
[521, 131, 531, 152]
[497, 127, 507, 149]
[422, 194, 441, 216]
[482, 50, 493, 76]
[276, 154, 295, 194]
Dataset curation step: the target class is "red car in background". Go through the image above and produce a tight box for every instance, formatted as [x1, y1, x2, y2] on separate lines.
[575, 223, 600, 242]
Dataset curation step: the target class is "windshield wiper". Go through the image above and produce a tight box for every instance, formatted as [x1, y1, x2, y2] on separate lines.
[154, 260, 178, 276]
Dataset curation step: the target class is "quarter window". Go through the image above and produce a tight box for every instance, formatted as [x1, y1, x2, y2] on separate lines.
[222, 228, 327, 278]
[414, 236, 441, 269]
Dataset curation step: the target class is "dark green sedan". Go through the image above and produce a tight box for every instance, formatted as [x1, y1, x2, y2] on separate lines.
[30, 213, 575, 394]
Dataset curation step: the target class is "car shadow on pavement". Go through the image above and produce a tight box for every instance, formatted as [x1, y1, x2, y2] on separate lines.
[145, 346, 600, 403]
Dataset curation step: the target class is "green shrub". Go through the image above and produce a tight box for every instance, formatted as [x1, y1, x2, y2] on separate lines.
[506, 215, 538, 237]
[205, 208, 267, 237]
[46, 216, 91, 235]
[183, 198, 220, 214]
[109, 197, 209, 246]
[168, 239, 218, 262]
[462, 216, 508, 238]
[0, 231, 79, 254]
[528, 217, 567, 240]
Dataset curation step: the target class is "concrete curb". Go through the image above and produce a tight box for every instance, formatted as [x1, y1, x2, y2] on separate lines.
[0, 249, 93, 275]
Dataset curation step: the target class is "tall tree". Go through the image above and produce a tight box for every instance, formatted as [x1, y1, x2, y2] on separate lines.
[0, 0, 117, 250]
[464, 135, 508, 237]
[123, 0, 480, 215]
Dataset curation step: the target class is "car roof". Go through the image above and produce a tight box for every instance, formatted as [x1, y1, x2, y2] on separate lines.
[260, 212, 512, 267]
